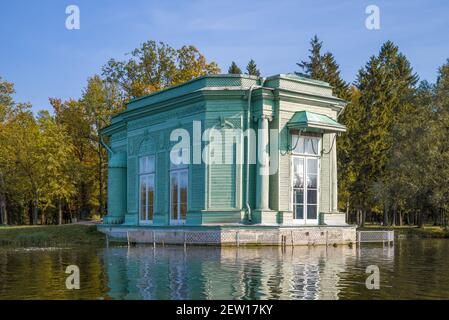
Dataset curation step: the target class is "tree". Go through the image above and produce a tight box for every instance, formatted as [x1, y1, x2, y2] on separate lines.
[432, 60, 449, 228]
[297, 35, 326, 79]
[49, 76, 122, 222]
[297, 35, 350, 100]
[102, 41, 220, 101]
[245, 59, 260, 76]
[35, 111, 76, 224]
[353, 41, 418, 226]
[51, 98, 96, 221]
[228, 61, 242, 74]
[81, 75, 122, 217]
[379, 81, 433, 226]
[0, 77, 16, 225]
[175, 45, 220, 84]
[0, 77, 42, 225]
[337, 87, 364, 220]
[0, 77, 15, 121]
[4, 107, 44, 225]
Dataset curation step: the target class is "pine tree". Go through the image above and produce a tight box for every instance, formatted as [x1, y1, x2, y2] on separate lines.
[433, 60, 449, 227]
[383, 81, 434, 227]
[245, 59, 260, 76]
[297, 35, 350, 100]
[353, 41, 418, 225]
[297, 35, 325, 80]
[228, 61, 242, 74]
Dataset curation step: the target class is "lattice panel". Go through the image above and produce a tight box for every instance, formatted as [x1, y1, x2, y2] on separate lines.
[185, 231, 220, 243]
[357, 231, 394, 242]
[279, 79, 332, 97]
[107, 227, 357, 246]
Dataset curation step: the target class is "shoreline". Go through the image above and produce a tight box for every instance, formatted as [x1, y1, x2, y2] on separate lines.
[1, 223, 449, 248]
[0, 224, 106, 248]
[358, 225, 449, 239]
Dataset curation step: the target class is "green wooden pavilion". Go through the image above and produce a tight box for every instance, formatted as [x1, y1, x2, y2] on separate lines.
[98, 73, 356, 245]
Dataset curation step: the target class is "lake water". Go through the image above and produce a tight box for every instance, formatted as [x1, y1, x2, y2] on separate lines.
[1, 239, 449, 300]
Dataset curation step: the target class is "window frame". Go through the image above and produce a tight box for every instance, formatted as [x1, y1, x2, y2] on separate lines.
[139, 155, 156, 225]
[170, 167, 188, 225]
[291, 133, 321, 225]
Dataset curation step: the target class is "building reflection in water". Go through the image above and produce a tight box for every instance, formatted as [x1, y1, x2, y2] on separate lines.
[102, 244, 395, 300]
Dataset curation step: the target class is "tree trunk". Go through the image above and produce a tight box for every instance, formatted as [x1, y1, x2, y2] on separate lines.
[0, 174, 8, 225]
[361, 210, 366, 227]
[443, 211, 447, 230]
[0, 174, 7, 225]
[58, 198, 63, 225]
[392, 206, 397, 226]
[32, 200, 38, 225]
[441, 209, 445, 228]
[345, 200, 349, 224]
[417, 210, 424, 228]
[0, 195, 7, 225]
[80, 181, 90, 221]
[32, 189, 39, 225]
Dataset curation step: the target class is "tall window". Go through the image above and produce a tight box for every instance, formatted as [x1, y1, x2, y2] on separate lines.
[170, 147, 188, 225]
[139, 156, 155, 224]
[291, 133, 321, 224]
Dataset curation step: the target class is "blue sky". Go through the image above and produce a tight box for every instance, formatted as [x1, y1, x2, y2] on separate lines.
[1, 0, 448, 113]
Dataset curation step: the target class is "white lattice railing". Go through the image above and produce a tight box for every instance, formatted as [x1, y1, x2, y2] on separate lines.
[357, 230, 394, 243]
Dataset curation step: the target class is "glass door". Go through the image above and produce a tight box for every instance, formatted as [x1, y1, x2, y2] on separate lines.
[292, 156, 319, 224]
[170, 169, 188, 225]
[139, 156, 155, 224]
[139, 174, 155, 224]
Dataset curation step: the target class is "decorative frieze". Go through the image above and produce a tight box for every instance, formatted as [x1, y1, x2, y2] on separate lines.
[127, 102, 206, 131]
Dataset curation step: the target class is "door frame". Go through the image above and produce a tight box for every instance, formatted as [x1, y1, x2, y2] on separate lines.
[139, 173, 155, 225]
[170, 168, 188, 225]
[138, 155, 156, 226]
[291, 155, 320, 225]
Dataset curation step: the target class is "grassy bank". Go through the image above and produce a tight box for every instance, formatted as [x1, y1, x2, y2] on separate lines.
[359, 224, 449, 239]
[0, 224, 106, 247]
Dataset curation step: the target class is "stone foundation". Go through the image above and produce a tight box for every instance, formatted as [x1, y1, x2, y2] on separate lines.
[98, 225, 356, 246]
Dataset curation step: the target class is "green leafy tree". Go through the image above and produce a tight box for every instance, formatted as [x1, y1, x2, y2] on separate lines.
[175, 45, 220, 84]
[35, 111, 76, 224]
[51, 98, 96, 221]
[102, 41, 220, 101]
[81, 75, 122, 217]
[3, 107, 45, 224]
[0, 77, 16, 225]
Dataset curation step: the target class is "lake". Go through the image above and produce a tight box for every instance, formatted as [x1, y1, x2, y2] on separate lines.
[1, 239, 448, 300]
